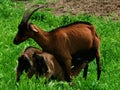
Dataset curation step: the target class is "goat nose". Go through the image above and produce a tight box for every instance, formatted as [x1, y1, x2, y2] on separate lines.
[13, 38, 19, 45]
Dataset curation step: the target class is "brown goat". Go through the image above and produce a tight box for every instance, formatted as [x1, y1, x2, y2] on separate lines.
[16, 46, 64, 82]
[14, 5, 101, 81]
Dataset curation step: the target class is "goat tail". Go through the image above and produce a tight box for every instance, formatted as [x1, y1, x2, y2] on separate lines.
[89, 25, 100, 40]
[94, 30, 100, 41]
[89, 25, 100, 48]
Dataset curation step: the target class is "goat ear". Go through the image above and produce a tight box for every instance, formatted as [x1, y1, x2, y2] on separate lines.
[33, 53, 48, 72]
[29, 24, 38, 32]
[33, 53, 45, 65]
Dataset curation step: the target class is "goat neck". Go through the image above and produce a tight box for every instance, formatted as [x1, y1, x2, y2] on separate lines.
[30, 24, 51, 49]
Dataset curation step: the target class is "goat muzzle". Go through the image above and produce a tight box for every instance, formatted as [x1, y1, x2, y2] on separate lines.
[13, 38, 20, 45]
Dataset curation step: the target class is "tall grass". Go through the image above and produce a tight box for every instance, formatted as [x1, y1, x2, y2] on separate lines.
[0, 1, 120, 90]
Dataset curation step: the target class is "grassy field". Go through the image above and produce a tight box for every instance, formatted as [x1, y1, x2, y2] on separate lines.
[0, 1, 120, 90]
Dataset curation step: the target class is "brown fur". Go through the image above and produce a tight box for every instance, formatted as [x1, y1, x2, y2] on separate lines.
[14, 6, 101, 81]
[33, 52, 64, 81]
[72, 48, 101, 80]
[16, 46, 64, 82]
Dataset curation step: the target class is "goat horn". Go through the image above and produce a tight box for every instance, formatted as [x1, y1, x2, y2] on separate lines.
[21, 4, 46, 23]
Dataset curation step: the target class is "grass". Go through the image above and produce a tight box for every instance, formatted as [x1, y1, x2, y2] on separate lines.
[0, 0, 120, 90]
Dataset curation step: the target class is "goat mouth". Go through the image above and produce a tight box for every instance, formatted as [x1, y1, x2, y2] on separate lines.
[13, 39, 20, 45]
[14, 42, 20, 45]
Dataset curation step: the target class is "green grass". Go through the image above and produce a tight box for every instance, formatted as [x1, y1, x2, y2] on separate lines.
[0, 1, 120, 90]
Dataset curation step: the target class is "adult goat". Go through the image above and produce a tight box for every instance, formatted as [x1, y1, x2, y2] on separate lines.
[13, 5, 101, 81]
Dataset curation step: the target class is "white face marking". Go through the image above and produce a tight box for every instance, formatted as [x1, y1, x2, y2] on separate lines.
[32, 28, 38, 32]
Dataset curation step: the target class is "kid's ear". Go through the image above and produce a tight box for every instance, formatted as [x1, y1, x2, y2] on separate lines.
[30, 24, 38, 32]
[33, 53, 44, 64]
[33, 53, 48, 68]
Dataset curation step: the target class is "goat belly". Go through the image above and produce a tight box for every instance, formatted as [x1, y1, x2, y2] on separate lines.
[72, 48, 96, 66]
[68, 30, 93, 52]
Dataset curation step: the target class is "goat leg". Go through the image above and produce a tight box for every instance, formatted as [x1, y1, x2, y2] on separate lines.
[16, 72, 21, 82]
[56, 55, 72, 82]
[71, 61, 87, 77]
[83, 64, 88, 79]
[96, 50, 101, 80]
[64, 59, 72, 82]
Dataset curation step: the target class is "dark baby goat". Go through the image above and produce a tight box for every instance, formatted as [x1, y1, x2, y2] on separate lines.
[16, 46, 64, 82]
